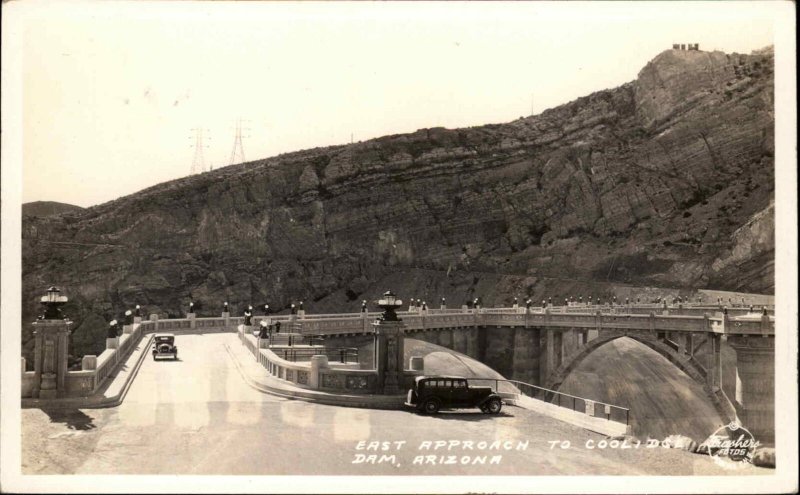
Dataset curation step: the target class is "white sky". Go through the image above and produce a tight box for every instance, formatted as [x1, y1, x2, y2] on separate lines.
[14, 2, 777, 207]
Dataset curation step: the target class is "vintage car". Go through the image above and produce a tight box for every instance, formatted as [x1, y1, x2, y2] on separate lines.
[152, 333, 178, 360]
[405, 375, 503, 414]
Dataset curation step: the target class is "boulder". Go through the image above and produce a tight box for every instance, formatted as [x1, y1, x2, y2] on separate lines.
[751, 447, 775, 468]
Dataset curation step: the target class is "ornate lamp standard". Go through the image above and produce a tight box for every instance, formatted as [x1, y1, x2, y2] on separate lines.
[31, 287, 72, 399]
[373, 291, 405, 394]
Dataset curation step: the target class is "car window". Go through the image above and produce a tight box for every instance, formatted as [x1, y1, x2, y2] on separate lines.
[454, 381, 465, 388]
[443, 380, 452, 388]
[436, 380, 445, 388]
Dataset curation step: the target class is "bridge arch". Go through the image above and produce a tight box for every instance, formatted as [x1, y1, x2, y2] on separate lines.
[544, 330, 707, 392]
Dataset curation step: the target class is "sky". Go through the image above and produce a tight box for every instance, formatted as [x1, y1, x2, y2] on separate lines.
[12, 2, 779, 208]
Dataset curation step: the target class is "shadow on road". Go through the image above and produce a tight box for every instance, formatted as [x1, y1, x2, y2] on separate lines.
[41, 408, 97, 431]
[417, 411, 514, 421]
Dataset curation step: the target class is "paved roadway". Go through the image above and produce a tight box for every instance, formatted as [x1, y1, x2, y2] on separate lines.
[21, 332, 765, 476]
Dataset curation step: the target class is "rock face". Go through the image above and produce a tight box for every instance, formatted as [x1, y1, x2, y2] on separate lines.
[21, 47, 775, 361]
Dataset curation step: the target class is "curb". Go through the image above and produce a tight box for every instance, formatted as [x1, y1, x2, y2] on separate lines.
[21, 334, 154, 410]
[224, 343, 406, 410]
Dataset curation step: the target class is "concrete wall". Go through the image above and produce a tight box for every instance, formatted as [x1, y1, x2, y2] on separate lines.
[512, 327, 541, 385]
[481, 327, 516, 380]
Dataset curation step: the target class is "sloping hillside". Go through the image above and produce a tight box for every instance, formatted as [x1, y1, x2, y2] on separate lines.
[21, 47, 774, 362]
[22, 201, 84, 218]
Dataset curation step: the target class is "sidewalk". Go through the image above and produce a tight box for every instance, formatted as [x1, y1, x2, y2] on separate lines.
[21, 333, 154, 410]
[224, 339, 406, 409]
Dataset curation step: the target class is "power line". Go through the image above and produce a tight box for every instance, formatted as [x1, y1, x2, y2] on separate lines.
[189, 127, 210, 175]
[229, 118, 251, 166]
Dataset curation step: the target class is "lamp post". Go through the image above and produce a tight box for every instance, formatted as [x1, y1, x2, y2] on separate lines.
[373, 291, 405, 394]
[31, 287, 72, 399]
[376, 290, 403, 322]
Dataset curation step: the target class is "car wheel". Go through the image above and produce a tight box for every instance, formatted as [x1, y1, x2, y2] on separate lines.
[486, 398, 502, 414]
[422, 399, 440, 414]
[480, 404, 489, 413]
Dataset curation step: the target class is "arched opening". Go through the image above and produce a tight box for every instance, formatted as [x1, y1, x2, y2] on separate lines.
[556, 336, 724, 441]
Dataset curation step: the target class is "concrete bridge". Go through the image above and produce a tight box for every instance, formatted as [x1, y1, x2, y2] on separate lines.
[22, 297, 775, 444]
[284, 302, 774, 443]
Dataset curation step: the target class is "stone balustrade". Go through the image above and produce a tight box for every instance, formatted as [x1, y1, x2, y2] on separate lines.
[21, 320, 151, 399]
[237, 325, 419, 394]
[286, 306, 774, 336]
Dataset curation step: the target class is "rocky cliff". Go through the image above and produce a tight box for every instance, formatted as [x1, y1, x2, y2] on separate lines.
[21, 47, 775, 362]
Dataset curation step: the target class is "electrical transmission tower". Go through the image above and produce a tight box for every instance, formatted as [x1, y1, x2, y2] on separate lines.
[229, 118, 251, 166]
[190, 127, 210, 175]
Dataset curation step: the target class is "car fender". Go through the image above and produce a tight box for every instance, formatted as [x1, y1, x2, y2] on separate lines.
[477, 393, 503, 406]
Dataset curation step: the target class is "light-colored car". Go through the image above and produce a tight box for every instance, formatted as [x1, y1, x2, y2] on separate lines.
[152, 333, 178, 360]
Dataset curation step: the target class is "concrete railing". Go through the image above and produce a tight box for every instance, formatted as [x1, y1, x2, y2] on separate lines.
[287, 306, 774, 336]
[237, 325, 418, 394]
[22, 320, 150, 399]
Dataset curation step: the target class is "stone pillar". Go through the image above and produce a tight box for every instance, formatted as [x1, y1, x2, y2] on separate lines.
[540, 329, 555, 385]
[106, 337, 120, 349]
[452, 329, 468, 354]
[133, 316, 142, 324]
[671, 332, 686, 355]
[81, 355, 97, 371]
[123, 324, 134, 335]
[687, 333, 695, 357]
[512, 327, 539, 385]
[438, 328, 454, 350]
[31, 318, 72, 399]
[222, 311, 230, 329]
[310, 355, 329, 389]
[705, 334, 722, 390]
[562, 329, 578, 358]
[187, 313, 196, 329]
[409, 356, 424, 371]
[727, 336, 775, 444]
[374, 320, 405, 394]
[553, 330, 564, 369]
[465, 328, 480, 359]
